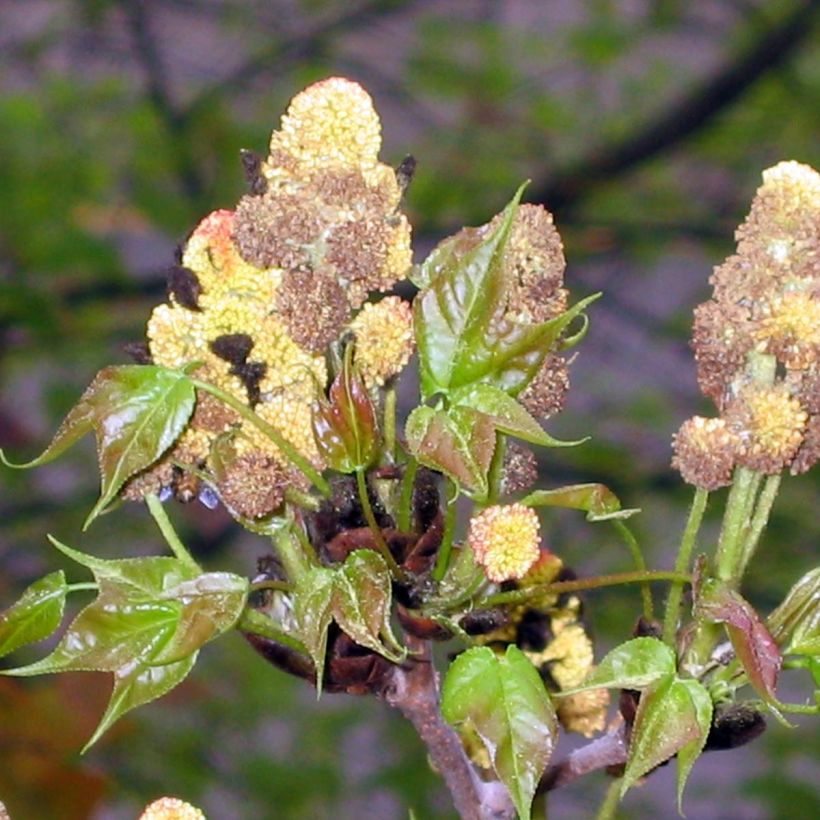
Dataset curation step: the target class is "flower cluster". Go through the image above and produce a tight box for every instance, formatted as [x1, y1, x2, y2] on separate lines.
[468, 503, 541, 582]
[139, 797, 205, 820]
[125, 79, 415, 517]
[673, 161, 820, 487]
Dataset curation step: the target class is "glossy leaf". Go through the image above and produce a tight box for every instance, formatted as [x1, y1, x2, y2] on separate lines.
[767, 568, 820, 656]
[1, 366, 195, 529]
[695, 581, 782, 703]
[414, 185, 524, 396]
[0, 571, 68, 658]
[522, 482, 640, 521]
[292, 551, 406, 692]
[622, 675, 712, 801]
[561, 637, 676, 693]
[405, 405, 496, 494]
[675, 678, 713, 813]
[312, 349, 379, 473]
[1, 539, 247, 748]
[441, 645, 557, 820]
[449, 383, 582, 447]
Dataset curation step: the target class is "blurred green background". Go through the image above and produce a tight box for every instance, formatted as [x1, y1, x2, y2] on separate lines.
[1, 1, 818, 818]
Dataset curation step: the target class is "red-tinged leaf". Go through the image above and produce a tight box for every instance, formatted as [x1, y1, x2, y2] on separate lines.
[1, 366, 196, 529]
[560, 637, 676, 694]
[675, 679, 713, 814]
[0, 571, 68, 658]
[414, 186, 524, 397]
[312, 350, 379, 473]
[522, 483, 640, 521]
[449, 383, 584, 448]
[442, 645, 557, 820]
[405, 405, 496, 494]
[695, 582, 782, 703]
[767, 568, 820, 656]
[622, 676, 711, 800]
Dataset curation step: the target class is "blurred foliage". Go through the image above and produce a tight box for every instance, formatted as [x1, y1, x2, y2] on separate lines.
[1, 1, 818, 817]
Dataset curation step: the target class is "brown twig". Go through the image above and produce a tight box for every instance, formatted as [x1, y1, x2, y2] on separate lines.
[380, 635, 515, 820]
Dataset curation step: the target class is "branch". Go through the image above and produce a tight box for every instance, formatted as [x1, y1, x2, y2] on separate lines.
[380, 635, 515, 820]
[539, 724, 629, 793]
[531, 0, 819, 214]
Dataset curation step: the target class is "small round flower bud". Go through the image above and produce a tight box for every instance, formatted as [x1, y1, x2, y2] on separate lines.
[500, 441, 539, 495]
[468, 503, 541, 583]
[139, 797, 205, 820]
[519, 354, 571, 419]
[726, 386, 808, 474]
[754, 290, 820, 370]
[349, 296, 415, 387]
[672, 416, 739, 490]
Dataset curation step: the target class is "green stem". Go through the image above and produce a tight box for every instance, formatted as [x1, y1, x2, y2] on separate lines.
[484, 432, 507, 506]
[355, 468, 407, 581]
[432, 480, 459, 582]
[662, 487, 709, 646]
[384, 384, 397, 463]
[291, 520, 320, 567]
[273, 528, 310, 581]
[735, 473, 781, 579]
[595, 778, 622, 820]
[238, 607, 308, 654]
[714, 466, 761, 586]
[250, 579, 294, 594]
[612, 519, 653, 620]
[145, 493, 200, 572]
[283, 487, 321, 511]
[479, 570, 690, 608]
[397, 457, 418, 532]
[191, 378, 330, 498]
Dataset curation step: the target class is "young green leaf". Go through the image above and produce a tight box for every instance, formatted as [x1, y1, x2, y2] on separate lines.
[521, 483, 640, 521]
[441, 645, 557, 820]
[622, 676, 712, 803]
[1, 366, 195, 529]
[449, 383, 583, 447]
[675, 678, 713, 814]
[291, 566, 336, 690]
[767, 568, 820, 657]
[0, 571, 68, 658]
[559, 637, 676, 694]
[405, 405, 496, 494]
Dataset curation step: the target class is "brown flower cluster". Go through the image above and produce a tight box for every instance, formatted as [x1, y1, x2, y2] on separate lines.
[674, 161, 820, 487]
[126, 79, 414, 517]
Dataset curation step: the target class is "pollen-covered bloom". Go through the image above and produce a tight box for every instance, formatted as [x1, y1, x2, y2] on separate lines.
[468, 503, 541, 582]
[672, 416, 740, 490]
[139, 797, 205, 820]
[349, 296, 415, 387]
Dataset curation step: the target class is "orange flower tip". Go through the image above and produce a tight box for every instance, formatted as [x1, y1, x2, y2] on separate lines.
[468, 503, 541, 583]
[138, 797, 206, 820]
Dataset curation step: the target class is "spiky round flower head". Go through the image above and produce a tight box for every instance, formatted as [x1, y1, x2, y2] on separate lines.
[500, 204, 568, 323]
[468, 503, 541, 583]
[735, 160, 820, 282]
[726, 385, 808, 474]
[672, 416, 740, 490]
[692, 300, 753, 409]
[216, 452, 290, 519]
[139, 797, 205, 820]
[754, 290, 820, 369]
[349, 296, 415, 387]
[519, 354, 571, 419]
[500, 441, 539, 495]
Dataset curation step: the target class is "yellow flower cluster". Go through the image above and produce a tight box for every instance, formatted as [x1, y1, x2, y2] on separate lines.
[468, 503, 541, 582]
[127, 79, 415, 517]
[675, 161, 820, 485]
[138, 797, 205, 820]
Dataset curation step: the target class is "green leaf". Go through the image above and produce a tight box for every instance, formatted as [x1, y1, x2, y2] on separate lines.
[560, 637, 676, 693]
[405, 405, 496, 494]
[1, 540, 246, 749]
[768, 567, 820, 657]
[442, 645, 557, 820]
[414, 185, 524, 396]
[622, 676, 712, 803]
[675, 679, 713, 814]
[0, 571, 68, 658]
[449, 383, 583, 447]
[522, 483, 640, 521]
[292, 550, 406, 693]
[0, 366, 196, 529]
